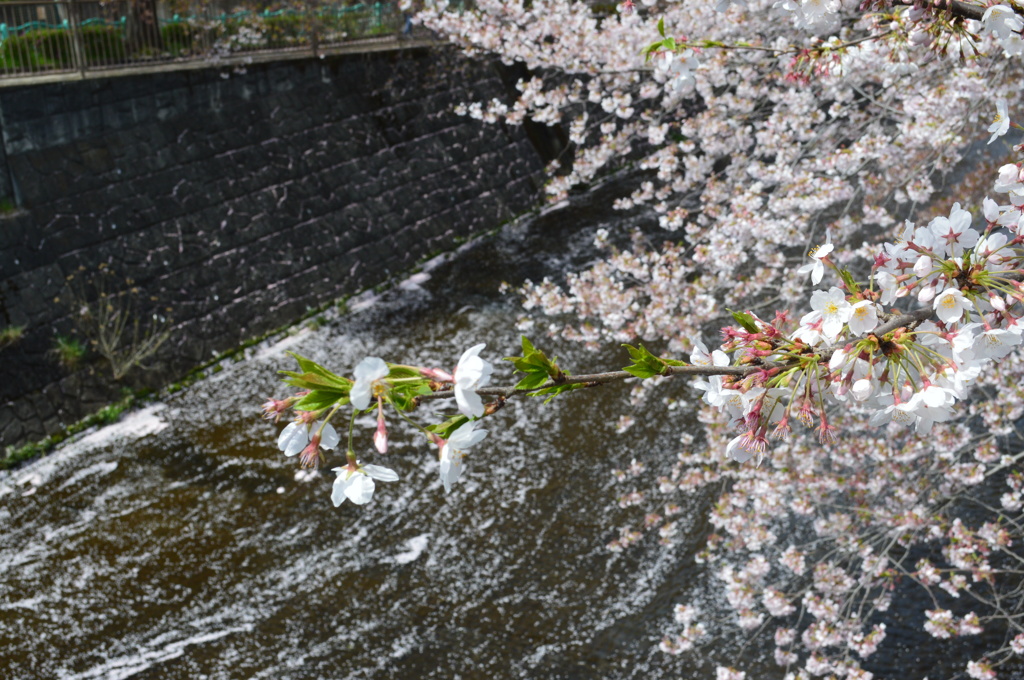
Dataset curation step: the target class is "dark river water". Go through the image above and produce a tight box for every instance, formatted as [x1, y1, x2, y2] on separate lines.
[0, 175, 1001, 679]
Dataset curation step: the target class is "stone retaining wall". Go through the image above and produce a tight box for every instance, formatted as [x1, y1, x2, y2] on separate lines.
[0, 46, 544, 448]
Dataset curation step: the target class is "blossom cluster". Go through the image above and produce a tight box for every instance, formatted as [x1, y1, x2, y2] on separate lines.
[596, 154, 1024, 677]
[696, 174, 1024, 465]
[264, 344, 495, 506]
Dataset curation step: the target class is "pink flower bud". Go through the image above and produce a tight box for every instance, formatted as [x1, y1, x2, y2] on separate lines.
[299, 434, 325, 469]
[420, 367, 454, 382]
[374, 415, 388, 454]
[261, 398, 291, 422]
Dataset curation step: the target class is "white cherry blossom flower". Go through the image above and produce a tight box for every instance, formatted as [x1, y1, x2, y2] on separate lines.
[690, 336, 729, 367]
[933, 287, 969, 324]
[331, 463, 399, 505]
[976, 232, 1009, 264]
[874, 271, 903, 305]
[725, 434, 754, 463]
[810, 287, 852, 341]
[454, 343, 493, 418]
[277, 420, 340, 457]
[848, 300, 878, 335]
[439, 421, 488, 493]
[973, 326, 1022, 360]
[351, 357, 389, 410]
[995, 164, 1024, 197]
[913, 254, 934, 280]
[795, 309, 825, 346]
[1010, 633, 1024, 655]
[278, 421, 311, 457]
[796, 233, 833, 285]
[897, 385, 956, 434]
[983, 5, 1023, 39]
[654, 50, 699, 92]
[988, 99, 1010, 144]
[930, 203, 978, 258]
[983, 5, 1024, 55]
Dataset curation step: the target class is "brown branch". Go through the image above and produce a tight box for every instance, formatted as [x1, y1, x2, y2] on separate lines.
[415, 308, 940, 407]
[891, 0, 988, 21]
[416, 364, 762, 403]
[872, 307, 935, 337]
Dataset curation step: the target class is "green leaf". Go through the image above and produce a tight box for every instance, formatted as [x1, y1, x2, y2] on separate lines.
[282, 352, 352, 390]
[728, 310, 760, 334]
[280, 370, 349, 391]
[388, 366, 423, 379]
[623, 365, 660, 379]
[621, 343, 684, 379]
[426, 414, 470, 440]
[504, 335, 566, 385]
[389, 381, 433, 411]
[294, 389, 349, 412]
[657, 16, 665, 37]
[528, 383, 583, 404]
[287, 351, 321, 374]
[390, 392, 416, 412]
[514, 371, 550, 390]
[838, 269, 860, 295]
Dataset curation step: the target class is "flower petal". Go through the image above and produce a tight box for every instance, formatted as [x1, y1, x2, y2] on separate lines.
[345, 474, 376, 505]
[450, 421, 487, 449]
[350, 384, 372, 411]
[362, 464, 399, 482]
[455, 387, 485, 419]
[351, 357, 389, 410]
[354, 357, 389, 381]
[277, 421, 308, 456]
[439, 445, 461, 494]
[319, 423, 340, 450]
[458, 343, 486, 366]
[330, 467, 350, 506]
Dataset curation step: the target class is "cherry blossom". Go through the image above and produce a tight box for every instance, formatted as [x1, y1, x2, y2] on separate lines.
[809, 287, 851, 341]
[277, 420, 339, 457]
[438, 420, 489, 493]
[796, 233, 833, 285]
[331, 463, 399, 506]
[351, 357, 389, 410]
[454, 344, 494, 418]
[989, 99, 1011, 144]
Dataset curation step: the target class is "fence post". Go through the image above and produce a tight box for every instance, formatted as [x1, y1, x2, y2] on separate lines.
[309, 0, 319, 58]
[67, 0, 87, 76]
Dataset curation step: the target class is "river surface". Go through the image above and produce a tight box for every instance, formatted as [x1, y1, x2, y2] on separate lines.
[0, 177, 995, 679]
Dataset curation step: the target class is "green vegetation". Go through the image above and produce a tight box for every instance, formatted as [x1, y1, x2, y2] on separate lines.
[0, 325, 25, 351]
[0, 25, 125, 71]
[160, 22, 202, 56]
[52, 334, 87, 371]
[0, 3, 399, 74]
[0, 392, 136, 470]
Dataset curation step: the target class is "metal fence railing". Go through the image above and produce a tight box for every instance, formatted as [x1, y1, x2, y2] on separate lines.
[0, 0, 403, 79]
